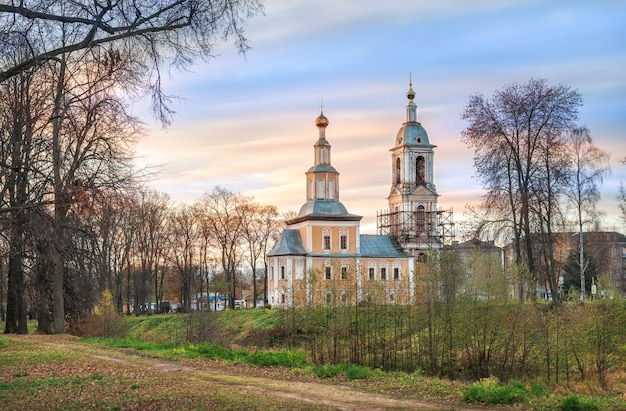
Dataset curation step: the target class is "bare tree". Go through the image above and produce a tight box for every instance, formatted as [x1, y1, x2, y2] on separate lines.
[619, 183, 626, 225]
[462, 78, 582, 301]
[618, 157, 626, 225]
[241, 203, 278, 307]
[88, 190, 135, 314]
[46, 48, 143, 333]
[530, 127, 570, 302]
[198, 186, 249, 309]
[0, 0, 263, 334]
[168, 204, 198, 312]
[0, 0, 264, 122]
[0, 57, 50, 333]
[564, 127, 610, 302]
[133, 190, 170, 314]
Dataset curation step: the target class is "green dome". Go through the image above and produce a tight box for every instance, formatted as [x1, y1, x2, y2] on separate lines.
[396, 122, 429, 146]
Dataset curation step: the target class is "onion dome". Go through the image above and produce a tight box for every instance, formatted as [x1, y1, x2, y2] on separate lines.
[315, 111, 329, 128]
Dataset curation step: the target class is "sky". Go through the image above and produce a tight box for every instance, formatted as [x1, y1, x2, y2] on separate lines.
[134, 0, 626, 236]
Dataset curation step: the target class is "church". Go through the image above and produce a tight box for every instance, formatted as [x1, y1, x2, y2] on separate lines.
[267, 82, 452, 307]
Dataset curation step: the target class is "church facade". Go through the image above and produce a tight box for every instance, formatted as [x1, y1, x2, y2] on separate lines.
[267, 83, 445, 307]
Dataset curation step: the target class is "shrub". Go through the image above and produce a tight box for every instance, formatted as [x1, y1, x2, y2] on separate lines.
[75, 290, 128, 338]
[344, 364, 372, 380]
[559, 396, 599, 411]
[312, 364, 371, 380]
[462, 377, 528, 405]
[312, 364, 342, 378]
[530, 381, 548, 397]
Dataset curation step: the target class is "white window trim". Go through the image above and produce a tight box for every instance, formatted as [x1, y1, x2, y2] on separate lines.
[322, 227, 332, 251]
[339, 227, 349, 251]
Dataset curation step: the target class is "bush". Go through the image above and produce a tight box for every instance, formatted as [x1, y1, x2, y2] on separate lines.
[344, 364, 372, 380]
[312, 364, 341, 379]
[530, 381, 548, 397]
[74, 290, 128, 338]
[462, 377, 528, 405]
[559, 396, 599, 411]
[312, 364, 372, 380]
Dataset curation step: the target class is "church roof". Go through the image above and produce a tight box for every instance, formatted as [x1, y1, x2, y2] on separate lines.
[360, 235, 411, 258]
[295, 199, 361, 220]
[268, 229, 307, 256]
[307, 164, 337, 173]
[268, 232, 410, 259]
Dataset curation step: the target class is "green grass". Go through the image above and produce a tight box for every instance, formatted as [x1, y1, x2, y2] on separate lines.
[125, 314, 187, 342]
[84, 336, 179, 351]
[217, 308, 282, 329]
[84, 337, 308, 368]
[0, 336, 74, 366]
[462, 376, 529, 405]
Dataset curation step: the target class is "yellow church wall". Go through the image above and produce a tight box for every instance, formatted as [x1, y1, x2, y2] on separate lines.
[307, 224, 358, 254]
[269, 254, 415, 307]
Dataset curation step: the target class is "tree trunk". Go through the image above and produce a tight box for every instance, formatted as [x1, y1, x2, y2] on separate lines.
[51, 58, 67, 334]
[4, 254, 27, 334]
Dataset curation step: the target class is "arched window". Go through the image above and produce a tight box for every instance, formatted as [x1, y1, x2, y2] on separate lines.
[416, 205, 426, 232]
[368, 262, 376, 280]
[317, 178, 324, 199]
[395, 157, 401, 184]
[339, 227, 348, 251]
[322, 227, 332, 251]
[416, 156, 425, 184]
[393, 266, 400, 281]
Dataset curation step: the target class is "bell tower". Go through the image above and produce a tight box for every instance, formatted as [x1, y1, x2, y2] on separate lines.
[379, 81, 441, 256]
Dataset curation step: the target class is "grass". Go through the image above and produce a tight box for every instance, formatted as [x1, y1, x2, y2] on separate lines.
[5, 313, 626, 411]
[0, 335, 333, 411]
[85, 336, 179, 351]
[0, 335, 75, 366]
[84, 337, 308, 368]
[83, 332, 625, 411]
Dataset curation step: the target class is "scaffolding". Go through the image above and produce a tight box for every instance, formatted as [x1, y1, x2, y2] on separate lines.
[376, 208, 455, 250]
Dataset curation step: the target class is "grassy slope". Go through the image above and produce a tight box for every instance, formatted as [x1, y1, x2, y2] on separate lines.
[3, 312, 626, 411]
[124, 310, 282, 345]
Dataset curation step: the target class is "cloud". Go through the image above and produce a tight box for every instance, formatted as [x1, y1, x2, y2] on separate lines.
[134, 0, 626, 237]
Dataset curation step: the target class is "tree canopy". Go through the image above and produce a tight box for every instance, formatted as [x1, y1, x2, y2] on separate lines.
[0, 0, 264, 123]
[461, 78, 609, 302]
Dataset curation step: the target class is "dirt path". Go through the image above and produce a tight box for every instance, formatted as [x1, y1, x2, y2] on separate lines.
[16, 336, 499, 411]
